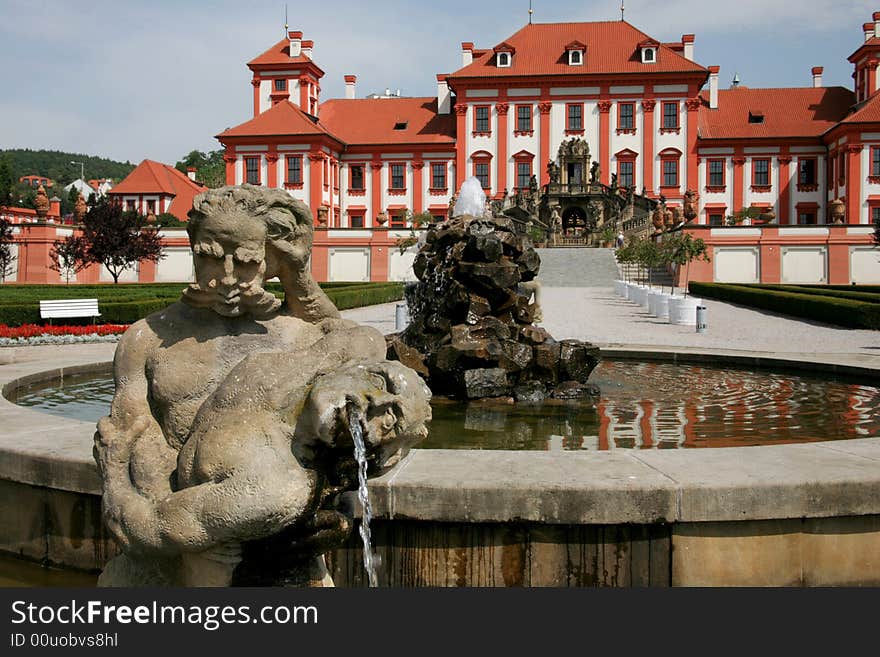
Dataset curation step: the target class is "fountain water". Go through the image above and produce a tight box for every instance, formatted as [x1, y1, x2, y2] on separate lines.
[348, 405, 378, 587]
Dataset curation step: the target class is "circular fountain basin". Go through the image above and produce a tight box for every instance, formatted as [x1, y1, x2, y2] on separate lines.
[2, 345, 880, 587]
[10, 360, 879, 451]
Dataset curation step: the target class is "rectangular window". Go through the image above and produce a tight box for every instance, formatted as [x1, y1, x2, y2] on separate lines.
[475, 162, 490, 189]
[662, 160, 678, 187]
[708, 159, 725, 187]
[475, 106, 490, 133]
[517, 161, 531, 189]
[618, 103, 634, 130]
[274, 79, 287, 91]
[389, 211, 407, 228]
[349, 212, 365, 228]
[287, 156, 302, 185]
[349, 164, 364, 190]
[517, 105, 532, 133]
[390, 164, 405, 190]
[708, 213, 724, 226]
[567, 104, 583, 131]
[662, 102, 679, 129]
[431, 163, 446, 189]
[125, 200, 135, 212]
[146, 200, 155, 215]
[798, 158, 817, 185]
[872, 207, 880, 224]
[618, 161, 634, 188]
[872, 148, 880, 177]
[838, 152, 846, 184]
[753, 159, 770, 187]
[828, 155, 835, 187]
[245, 157, 260, 185]
[798, 211, 816, 225]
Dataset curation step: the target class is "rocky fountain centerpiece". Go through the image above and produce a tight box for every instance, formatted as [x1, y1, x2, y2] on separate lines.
[388, 178, 600, 402]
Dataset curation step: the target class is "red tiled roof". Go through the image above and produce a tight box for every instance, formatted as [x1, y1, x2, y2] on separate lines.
[217, 100, 343, 142]
[698, 86, 855, 139]
[109, 160, 207, 221]
[248, 37, 322, 73]
[320, 98, 456, 146]
[839, 91, 880, 124]
[449, 21, 706, 79]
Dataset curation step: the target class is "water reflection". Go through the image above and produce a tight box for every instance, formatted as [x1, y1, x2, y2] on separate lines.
[8, 361, 879, 450]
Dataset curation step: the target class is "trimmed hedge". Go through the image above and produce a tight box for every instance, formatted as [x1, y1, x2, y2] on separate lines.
[736, 284, 880, 304]
[0, 282, 405, 326]
[689, 282, 880, 330]
[799, 284, 880, 294]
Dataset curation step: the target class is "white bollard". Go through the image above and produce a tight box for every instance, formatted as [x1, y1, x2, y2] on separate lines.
[696, 305, 707, 333]
[395, 303, 408, 331]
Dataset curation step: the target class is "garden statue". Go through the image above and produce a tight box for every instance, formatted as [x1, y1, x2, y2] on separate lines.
[94, 185, 431, 587]
[34, 184, 50, 218]
[590, 161, 600, 185]
[547, 160, 560, 184]
[683, 190, 699, 222]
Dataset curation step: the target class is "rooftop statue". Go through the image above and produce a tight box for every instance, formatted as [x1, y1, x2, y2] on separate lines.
[94, 185, 431, 587]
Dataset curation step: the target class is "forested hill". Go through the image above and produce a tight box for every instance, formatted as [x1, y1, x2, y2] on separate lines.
[0, 149, 136, 185]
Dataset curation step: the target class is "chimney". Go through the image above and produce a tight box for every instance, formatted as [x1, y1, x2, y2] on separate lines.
[288, 30, 302, 57]
[437, 74, 451, 114]
[461, 42, 474, 67]
[301, 39, 314, 59]
[864, 22, 874, 42]
[49, 196, 61, 218]
[682, 34, 695, 61]
[344, 75, 357, 99]
[708, 65, 720, 109]
[812, 66, 824, 88]
[187, 167, 197, 181]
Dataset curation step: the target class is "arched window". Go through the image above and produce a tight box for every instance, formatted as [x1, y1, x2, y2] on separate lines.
[471, 151, 493, 191]
[615, 149, 638, 189]
[513, 150, 535, 190]
[659, 148, 682, 190]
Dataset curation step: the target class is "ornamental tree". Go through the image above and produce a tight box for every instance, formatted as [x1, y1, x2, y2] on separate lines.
[49, 235, 89, 284]
[662, 230, 710, 296]
[75, 198, 164, 283]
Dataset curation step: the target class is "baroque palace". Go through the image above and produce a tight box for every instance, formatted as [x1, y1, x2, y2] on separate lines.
[4, 14, 880, 284]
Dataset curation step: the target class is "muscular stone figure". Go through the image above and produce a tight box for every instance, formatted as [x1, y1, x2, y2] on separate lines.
[94, 186, 430, 586]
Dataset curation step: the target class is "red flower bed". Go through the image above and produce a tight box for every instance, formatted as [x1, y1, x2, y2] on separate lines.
[0, 324, 129, 339]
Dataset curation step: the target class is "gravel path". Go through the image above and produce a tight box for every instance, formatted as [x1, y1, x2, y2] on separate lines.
[539, 286, 880, 359]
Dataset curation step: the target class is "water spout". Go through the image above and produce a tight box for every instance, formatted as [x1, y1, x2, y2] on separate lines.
[347, 405, 378, 587]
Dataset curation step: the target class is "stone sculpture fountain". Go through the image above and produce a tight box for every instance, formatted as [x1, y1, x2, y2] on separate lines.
[387, 177, 600, 402]
[94, 185, 431, 587]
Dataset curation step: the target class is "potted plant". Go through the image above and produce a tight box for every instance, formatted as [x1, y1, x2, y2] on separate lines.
[598, 226, 616, 248]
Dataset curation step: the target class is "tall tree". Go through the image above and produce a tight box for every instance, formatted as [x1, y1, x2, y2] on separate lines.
[175, 149, 225, 188]
[0, 156, 14, 208]
[76, 198, 164, 283]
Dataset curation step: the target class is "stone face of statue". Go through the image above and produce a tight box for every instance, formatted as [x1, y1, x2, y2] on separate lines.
[183, 208, 282, 319]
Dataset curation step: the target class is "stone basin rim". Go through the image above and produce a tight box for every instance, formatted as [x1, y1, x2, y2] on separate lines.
[1, 345, 879, 526]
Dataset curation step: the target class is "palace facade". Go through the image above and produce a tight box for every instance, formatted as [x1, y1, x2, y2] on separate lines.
[214, 15, 880, 284]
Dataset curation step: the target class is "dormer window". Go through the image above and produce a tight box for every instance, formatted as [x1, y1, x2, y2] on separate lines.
[393, 121, 408, 130]
[748, 110, 764, 124]
[642, 47, 656, 63]
[493, 42, 515, 68]
[565, 41, 586, 67]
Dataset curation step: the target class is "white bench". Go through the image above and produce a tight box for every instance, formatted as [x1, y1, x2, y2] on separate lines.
[39, 299, 101, 324]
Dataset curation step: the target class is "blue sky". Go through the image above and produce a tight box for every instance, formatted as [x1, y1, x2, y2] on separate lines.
[0, 0, 875, 166]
